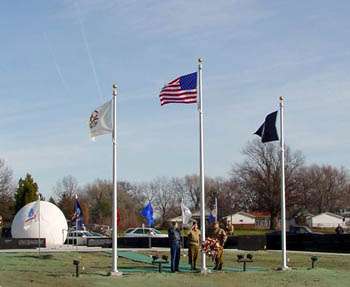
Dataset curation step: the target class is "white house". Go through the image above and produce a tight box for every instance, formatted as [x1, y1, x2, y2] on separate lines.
[223, 212, 255, 225]
[311, 212, 346, 228]
[168, 210, 211, 226]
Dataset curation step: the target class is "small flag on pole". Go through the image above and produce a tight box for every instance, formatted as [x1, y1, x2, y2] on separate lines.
[181, 199, 192, 226]
[89, 100, 112, 138]
[208, 198, 217, 224]
[159, 72, 197, 106]
[72, 197, 84, 230]
[254, 111, 279, 143]
[141, 202, 154, 226]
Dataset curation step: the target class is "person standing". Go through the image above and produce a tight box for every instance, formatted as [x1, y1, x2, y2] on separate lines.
[168, 222, 181, 272]
[226, 222, 235, 236]
[212, 222, 227, 271]
[335, 224, 344, 235]
[187, 222, 200, 270]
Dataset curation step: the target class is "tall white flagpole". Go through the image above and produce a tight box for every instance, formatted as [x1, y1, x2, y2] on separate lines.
[198, 58, 207, 273]
[75, 194, 78, 231]
[37, 192, 41, 257]
[279, 96, 288, 270]
[111, 84, 122, 276]
[74, 194, 78, 251]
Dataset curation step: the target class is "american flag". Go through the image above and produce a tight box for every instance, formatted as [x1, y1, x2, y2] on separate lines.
[159, 72, 197, 106]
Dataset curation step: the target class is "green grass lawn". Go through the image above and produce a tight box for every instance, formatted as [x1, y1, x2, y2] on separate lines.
[231, 229, 268, 236]
[0, 250, 349, 287]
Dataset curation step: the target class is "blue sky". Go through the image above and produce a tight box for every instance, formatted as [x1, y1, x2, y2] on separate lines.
[1, 1, 350, 198]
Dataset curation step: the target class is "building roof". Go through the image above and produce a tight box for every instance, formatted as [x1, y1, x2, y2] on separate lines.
[249, 211, 271, 218]
[291, 208, 314, 218]
[339, 208, 350, 217]
[191, 210, 212, 217]
[168, 209, 211, 222]
[223, 211, 255, 219]
[168, 216, 182, 222]
[224, 211, 272, 219]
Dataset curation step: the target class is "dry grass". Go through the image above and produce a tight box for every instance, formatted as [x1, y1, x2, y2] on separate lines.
[0, 250, 349, 287]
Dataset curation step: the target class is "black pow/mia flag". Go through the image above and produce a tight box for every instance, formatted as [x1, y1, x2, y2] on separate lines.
[254, 111, 279, 143]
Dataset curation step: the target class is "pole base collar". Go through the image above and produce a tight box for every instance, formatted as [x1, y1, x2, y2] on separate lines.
[277, 266, 290, 271]
[109, 271, 123, 277]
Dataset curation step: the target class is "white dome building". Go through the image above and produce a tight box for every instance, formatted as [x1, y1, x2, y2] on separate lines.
[11, 201, 68, 247]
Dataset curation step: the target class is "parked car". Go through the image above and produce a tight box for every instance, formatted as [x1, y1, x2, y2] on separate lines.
[268, 225, 323, 236]
[89, 231, 108, 237]
[65, 230, 107, 245]
[289, 225, 323, 235]
[124, 227, 168, 238]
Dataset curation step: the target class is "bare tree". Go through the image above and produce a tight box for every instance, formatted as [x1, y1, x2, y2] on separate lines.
[294, 165, 348, 214]
[170, 175, 239, 218]
[54, 175, 79, 198]
[0, 159, 15, 224]
[184, 175, 202, 210]
[83, 179, 141, 229]
[172, 175, 216, 210]
[153, 177, 179, 226]
[134, 182, 156, 203]
[172, 177, 191, 203]
[232, 139, 304, 229]
[54, 175, 79, 220]
[208, 178, 240, 218]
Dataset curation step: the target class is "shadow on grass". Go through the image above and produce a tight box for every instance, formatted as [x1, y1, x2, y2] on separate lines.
[47, 272, 69, 278]
[14, 254, 54, 260]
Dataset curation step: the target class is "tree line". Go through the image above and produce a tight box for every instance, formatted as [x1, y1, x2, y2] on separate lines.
[0, 139, 349, 230]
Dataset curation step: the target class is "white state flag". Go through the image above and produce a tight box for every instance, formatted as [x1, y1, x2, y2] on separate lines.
[89, 100, 112, 138]
[181, 199, 192, 225]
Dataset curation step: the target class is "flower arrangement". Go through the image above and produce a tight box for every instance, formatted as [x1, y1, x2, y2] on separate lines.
[202, 237, 220, 261]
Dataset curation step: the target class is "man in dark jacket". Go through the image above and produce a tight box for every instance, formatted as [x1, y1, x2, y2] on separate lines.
[168, 222, 181, 272]
[335, 224, 344, 235]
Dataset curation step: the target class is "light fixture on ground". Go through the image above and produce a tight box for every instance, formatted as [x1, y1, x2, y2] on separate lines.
[311, 256, 319, 269]
[236, 254, 254, 272]
[73, 260, 80, 277]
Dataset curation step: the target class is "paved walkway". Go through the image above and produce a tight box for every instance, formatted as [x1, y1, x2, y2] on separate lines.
[0, 246, 349, 256]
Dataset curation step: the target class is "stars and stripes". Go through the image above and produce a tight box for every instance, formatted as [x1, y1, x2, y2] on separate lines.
[159, 72, 197, 106]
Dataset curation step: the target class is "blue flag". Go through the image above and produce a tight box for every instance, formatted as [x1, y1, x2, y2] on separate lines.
[208, 198, 218, 224]
[141, 202, 154, 226]
[208, 213, 216, 224]
[73, 199, 84, 230]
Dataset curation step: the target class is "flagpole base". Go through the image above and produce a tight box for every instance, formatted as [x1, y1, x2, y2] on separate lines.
[109, 271, 123, 277]
[200, 267, 208, 275]
[277, 266, 290, 271]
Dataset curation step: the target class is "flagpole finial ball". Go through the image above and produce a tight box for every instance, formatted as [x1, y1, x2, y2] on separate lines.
[279, 96, 284, 101]
[113, 84, 117, 90]
[198, 58, 203, 63]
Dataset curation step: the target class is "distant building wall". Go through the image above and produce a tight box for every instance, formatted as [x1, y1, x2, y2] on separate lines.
[311, 213, 345, 228]
[224, 213, 255, 225]
[255, 217, 270, 229]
